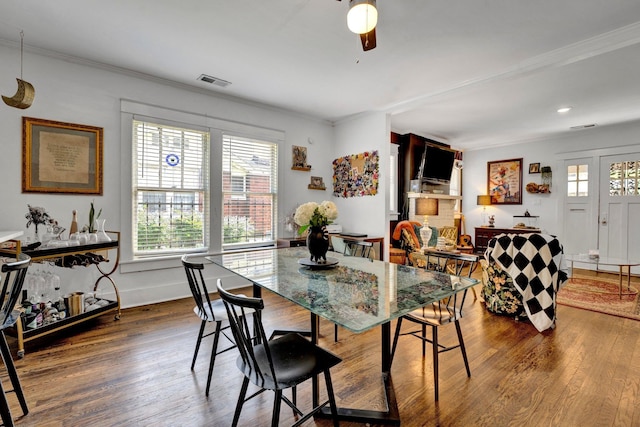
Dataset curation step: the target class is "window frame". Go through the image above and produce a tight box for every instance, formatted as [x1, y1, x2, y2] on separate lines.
[132, 119, 210, 256]
[120, 100, 284, 265]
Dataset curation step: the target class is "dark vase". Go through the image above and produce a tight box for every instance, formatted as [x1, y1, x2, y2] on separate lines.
[306, 226, 329, 263]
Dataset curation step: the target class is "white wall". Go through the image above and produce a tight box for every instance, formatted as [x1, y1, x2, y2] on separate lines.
[461, 121, 640, 248]
[333, 112, 390, 259]
[0, 44, 343, 307]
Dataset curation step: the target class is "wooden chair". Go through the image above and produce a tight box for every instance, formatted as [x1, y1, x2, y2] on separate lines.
[182, 255, 241, 397]
[0, 253, 31, 427]
[390, 251, 478, 401]
[216, 279, 341, 427]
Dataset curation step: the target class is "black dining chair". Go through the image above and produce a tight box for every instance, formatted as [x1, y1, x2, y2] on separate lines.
[216, 279, 342, 427]
[390, 251, 478, 401]
[0, 253, 31, 427]
[182, 255, 240, 397]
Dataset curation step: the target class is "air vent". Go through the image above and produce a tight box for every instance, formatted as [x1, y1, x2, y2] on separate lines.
[197, 74, 231, 87]
[570, 124, 597, 130]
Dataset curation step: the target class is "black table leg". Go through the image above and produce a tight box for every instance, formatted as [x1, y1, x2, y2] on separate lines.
[316, 320, 401, 425]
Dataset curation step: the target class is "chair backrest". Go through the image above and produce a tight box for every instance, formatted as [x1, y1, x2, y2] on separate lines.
[1, 253, 31, 330]
[438, 226, 458, 244]
[344, 239, 375, 259]
[216, 279, 275, 387]
[423, 251, 478, 315]
[182, 255, 217, 320]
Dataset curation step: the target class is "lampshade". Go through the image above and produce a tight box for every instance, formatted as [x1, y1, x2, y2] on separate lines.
[347, 0, 378, 34]
[477, 195, 492, 206]
[416, 198, 439, 216]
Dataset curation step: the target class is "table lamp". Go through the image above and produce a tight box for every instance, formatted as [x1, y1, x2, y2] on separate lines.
[477, 195, 492, 227]
[416, 198, 438, 249]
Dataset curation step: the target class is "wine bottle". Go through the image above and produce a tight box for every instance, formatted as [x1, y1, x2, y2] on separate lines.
[69, 210, 78, 237]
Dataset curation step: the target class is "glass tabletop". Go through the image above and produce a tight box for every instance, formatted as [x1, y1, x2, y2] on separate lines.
[208, 247, 478, 334]
[565, 253, 640, 266]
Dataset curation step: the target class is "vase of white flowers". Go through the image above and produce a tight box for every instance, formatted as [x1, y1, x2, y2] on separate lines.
[294, 201, 338, 263]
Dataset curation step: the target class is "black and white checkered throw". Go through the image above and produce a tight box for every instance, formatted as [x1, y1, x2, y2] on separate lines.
[485, 233, 568, 332]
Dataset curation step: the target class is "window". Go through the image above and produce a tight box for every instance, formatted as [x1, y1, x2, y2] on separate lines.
[222, 134, 278, 248]
[133, 120, 209, 254]
[567, 164, 588, 197]
[609, 160, 640, 196]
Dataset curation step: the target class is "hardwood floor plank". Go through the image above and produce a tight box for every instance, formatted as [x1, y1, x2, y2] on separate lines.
[1, 279, 639, 426]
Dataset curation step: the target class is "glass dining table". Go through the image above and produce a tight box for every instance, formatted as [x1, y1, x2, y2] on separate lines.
[208, 247, 478, 425]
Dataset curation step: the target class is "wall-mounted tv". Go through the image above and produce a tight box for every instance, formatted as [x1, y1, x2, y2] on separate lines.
[418, 143, 456, 184]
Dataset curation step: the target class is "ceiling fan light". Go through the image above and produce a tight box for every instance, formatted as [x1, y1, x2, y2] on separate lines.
[347, 0, 377, 34]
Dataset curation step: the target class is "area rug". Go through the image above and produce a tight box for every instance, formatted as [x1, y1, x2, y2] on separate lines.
[557, 275, 640, 320]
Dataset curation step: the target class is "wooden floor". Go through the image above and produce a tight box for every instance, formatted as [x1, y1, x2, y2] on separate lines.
[4, 271, 640, 426]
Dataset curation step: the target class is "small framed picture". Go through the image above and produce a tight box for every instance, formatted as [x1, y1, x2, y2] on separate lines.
[308, 176, 326, 190]
[529, 163, 540, 174]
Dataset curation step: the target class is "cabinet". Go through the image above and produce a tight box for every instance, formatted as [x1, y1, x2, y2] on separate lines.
[0, 232, 121, 357]
[277, 237, 306, 248]
[474, 227, 540, 255]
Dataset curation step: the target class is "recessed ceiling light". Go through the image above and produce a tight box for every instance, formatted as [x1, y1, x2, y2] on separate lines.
[557, 106, 572, 113]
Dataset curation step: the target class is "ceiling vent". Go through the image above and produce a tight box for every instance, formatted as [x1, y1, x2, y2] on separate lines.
[197, 74, 231, 87]
[570, 124, 597, 130]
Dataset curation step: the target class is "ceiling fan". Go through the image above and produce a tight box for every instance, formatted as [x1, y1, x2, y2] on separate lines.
[337, 0, 377, 51]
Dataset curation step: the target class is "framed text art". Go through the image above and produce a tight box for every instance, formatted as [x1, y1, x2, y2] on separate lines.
[487, 158, 522, 204]
[23, 117, 103, 194]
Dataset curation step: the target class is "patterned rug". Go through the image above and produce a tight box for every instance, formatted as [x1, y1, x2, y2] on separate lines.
[557, 274, 640, 320]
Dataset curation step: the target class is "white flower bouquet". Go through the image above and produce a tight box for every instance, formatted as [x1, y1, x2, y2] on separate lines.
[294, 201, 338, 235]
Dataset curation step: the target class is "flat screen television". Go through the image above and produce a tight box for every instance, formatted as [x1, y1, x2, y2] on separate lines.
[418, 144, 456, 184]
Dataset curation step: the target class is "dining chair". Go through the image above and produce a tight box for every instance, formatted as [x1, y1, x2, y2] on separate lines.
[216, 279, 342, 427]
[182, 255, 240, 397]
[329, 239, 375, 342]
[390, 251, 478, 401]
[343, 239, 375, 259]
[0, 253, 31, 427]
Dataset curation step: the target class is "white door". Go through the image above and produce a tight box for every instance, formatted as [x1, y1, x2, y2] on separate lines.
[562, 158, 596, 255]
[599, 154, 640, 270]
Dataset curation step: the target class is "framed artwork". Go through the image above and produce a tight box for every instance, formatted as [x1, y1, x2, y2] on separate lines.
[291, 145, 311, 170]
[308, 176, 326, 190]
[332, 150, 379, 198]
[22, 117, 103, 194]
[487, 158, 522, 204]
[529, 162, 540, 174]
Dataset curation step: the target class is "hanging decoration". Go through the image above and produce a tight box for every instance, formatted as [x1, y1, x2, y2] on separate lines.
[2, 31, 35, 109]
[332, 150, 379, 198]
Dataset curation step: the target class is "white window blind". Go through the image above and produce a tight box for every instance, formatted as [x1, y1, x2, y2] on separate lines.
[133, 120, 209, 254]
[222, 134, 277, 248]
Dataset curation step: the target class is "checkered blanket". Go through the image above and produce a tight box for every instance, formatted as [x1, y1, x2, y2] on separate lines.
[485, 233, 568, 332]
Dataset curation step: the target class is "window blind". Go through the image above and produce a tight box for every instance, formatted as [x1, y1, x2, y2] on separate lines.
[222, 134, 278, 247]
[133, 120, 209, 254]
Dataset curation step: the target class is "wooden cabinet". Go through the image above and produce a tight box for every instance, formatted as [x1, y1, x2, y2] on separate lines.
[474, 227, 540, 255]
[277, 237, 306, 248]
[0, 233, 121, 357]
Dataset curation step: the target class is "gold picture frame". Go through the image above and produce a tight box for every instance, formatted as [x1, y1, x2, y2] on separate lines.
[487, 158, 522, 205]
[22, 117, 103, 194]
